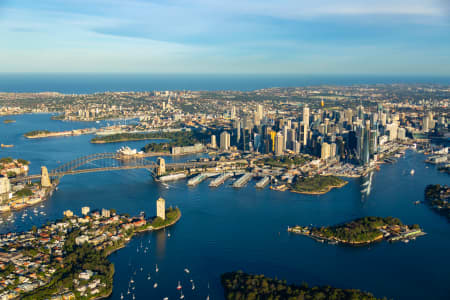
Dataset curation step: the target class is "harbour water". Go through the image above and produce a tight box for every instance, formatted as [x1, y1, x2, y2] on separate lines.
[0, 114, 449, 299]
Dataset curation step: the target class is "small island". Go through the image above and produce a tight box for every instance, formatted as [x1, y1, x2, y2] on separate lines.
[289, 175, 347, 195]
[288, 216, 425, 245]
[2, 119, 15, 124]
[0, 199, 180, 299]
[221, 271, 384, 300]
[425, 184, 450, 221]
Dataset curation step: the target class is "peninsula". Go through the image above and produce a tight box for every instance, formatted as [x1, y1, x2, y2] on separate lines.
[221, 271, 384, 300]
[425, 184, 450, 221]
[24, 129, 95, 139]
[0, 201, 180, 300]
[288, 216, 425, 245]
[90, 132, 171, 144]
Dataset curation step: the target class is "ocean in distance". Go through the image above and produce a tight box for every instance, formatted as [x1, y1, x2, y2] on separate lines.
[1, 73, 450, 93]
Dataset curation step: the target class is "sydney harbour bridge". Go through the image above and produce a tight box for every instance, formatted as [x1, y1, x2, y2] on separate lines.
[9, 152, 233, 184]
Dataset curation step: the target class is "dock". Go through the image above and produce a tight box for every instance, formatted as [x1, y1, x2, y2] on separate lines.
[187, 174, 208, 186]
[232, 173, 253, 188]
[187, 172, 219, 186]
[209, 172, 234, 187]
[157, 173, 186, 182]
[255, 176, 270, 188]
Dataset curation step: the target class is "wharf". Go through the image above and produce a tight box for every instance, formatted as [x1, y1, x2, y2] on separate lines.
[209, 172, 234, 187]
[232, 173, 253, 188]
[255, 176, 270, 188]
[156, 173, 187, 182]
[187, 173, 208, 186]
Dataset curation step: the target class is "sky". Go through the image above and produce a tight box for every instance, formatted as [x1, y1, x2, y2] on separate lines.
[0, 0, 449, 74]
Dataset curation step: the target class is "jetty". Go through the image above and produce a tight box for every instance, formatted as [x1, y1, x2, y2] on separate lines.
[157, 173, 186, 182]
[209, 172, 234, 187]
[232, 173, 253, 188]
[255, 176, 270, 188]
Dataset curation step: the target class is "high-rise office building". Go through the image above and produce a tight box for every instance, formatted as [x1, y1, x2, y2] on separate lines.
[257, 104, 264, 120]
[303, 105, 310, 146]
[210, 135, 217, 148]
[220, 131, 231, 150]
[321, 142, 331, 160]
[275, 132, 284, 156]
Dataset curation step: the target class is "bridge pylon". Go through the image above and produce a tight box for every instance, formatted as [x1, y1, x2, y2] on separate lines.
[41, 166, 52, 188]
[157, 157, 166, 176]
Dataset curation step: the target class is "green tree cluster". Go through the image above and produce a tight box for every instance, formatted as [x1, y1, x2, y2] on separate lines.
[312, 217, 403, 243]
[221, 271, 385, 300]
[14, 188, 33, 198]
[24, 130, 50, 137]
[291, 175, 346, 193]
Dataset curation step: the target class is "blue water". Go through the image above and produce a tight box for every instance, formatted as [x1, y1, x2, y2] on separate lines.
[0, 114, 449, 300]
[0, 74, 449, 93]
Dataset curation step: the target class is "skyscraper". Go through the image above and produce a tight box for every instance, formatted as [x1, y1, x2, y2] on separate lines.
[257, 104, 264, 120]
[302, 105, 310, 146]
[220, 131, 231, 150]
[210, 135, 217, 148]
[275, 132, 284, 156]
[321, 142, 331, 160]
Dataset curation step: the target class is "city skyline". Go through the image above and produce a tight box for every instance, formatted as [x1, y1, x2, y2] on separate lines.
[1, 0, 449, 74]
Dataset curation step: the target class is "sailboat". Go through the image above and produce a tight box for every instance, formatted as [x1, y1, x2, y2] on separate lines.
[155, 264, 159, 272]
[153, 283, 158, 288]
[120, 293, 124, 299]
[177, 281, 182, 290]
[410, 169, 415, 175]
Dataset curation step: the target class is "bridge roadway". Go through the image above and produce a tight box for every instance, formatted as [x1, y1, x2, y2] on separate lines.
[10, 158, 249, 183]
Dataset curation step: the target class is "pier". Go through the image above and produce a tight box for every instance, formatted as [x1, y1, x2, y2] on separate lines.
[209, 172, 234, 187]
[255, 176, 270, 188]
[232, 173, 253, 188]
